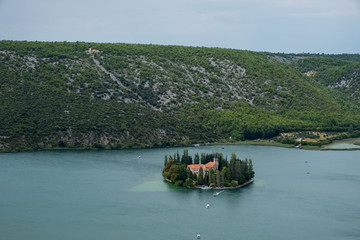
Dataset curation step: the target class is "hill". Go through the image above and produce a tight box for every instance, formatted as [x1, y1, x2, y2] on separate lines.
[1, 41, 360, 151]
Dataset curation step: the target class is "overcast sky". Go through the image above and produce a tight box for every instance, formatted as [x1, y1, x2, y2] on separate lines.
[0, 0, 359, 53]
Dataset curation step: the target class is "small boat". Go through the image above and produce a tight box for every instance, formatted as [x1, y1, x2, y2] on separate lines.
[307, 171, 310, 174]
[197, 234, 201, 239]
[138, 155, 141, 158]
[305, 160, 308, 163]
[201, 185, 211, 190]
[206, 204, 210, 209]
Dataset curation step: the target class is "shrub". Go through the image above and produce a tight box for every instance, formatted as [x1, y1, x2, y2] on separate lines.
[230, 180, 238, 187]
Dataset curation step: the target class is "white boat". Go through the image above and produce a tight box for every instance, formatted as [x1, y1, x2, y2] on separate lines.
[197, 234, 201, 239]
[201, 185, 211, 190]
[206, 204, 210, 209]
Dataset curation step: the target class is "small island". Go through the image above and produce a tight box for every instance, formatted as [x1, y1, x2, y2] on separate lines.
[162, 149, 254, 189]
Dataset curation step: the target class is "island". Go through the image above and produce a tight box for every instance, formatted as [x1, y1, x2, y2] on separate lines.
[162, 149, 254, 189]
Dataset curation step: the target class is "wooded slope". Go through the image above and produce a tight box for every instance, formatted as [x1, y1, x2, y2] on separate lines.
[1, 41, 359, 151]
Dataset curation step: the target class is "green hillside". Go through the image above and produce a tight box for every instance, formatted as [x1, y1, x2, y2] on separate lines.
[1, 41, 360, 151]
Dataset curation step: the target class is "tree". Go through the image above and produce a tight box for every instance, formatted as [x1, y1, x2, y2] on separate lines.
[216, 170, 221, 186]
[200, 153, 206, 164]
[204, 171, 209, 186]
[236, 160, 244, 183]
[168, 164, 180, 182]
[221, 166, 229, 185]
[230, 180, 238, 187]
[178, 164, 187, 182]
[229, 154, 236, 181]
[163, 160, 173, 173]
[164, 155, 168, 167]
[176, 151, 181, 163]
[185, 178, 195, 187]
[220, 171, 225, 186]
[186, 167, 194, 180]
[197, 167, 204, 185]
[248, 159, 255, 179]
[194, 153, 200, 164]
[208, 169, 215, 186]
[181, 149, 192, 165]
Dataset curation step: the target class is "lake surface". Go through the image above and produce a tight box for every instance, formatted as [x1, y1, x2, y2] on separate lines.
[322, 137, 360, 150]
[1, 146, 360, 240]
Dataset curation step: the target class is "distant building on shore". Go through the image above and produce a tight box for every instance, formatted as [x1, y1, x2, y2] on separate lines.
[86, 48, 101, 54]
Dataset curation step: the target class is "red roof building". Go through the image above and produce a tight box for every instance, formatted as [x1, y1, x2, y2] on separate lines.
[187, 158, 218, 175]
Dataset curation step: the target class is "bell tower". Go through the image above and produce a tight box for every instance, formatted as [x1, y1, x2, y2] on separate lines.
[213, 157, 219, 170]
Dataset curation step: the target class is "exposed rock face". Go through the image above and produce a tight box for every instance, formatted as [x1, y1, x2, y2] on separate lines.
[1, 41, 360, 151]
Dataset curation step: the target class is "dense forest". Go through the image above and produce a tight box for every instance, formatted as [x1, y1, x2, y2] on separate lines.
[162, 150, 254, 187]
[1, 40, 360, 151]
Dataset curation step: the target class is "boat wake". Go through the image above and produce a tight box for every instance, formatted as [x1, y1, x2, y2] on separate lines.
[213, 190, 225, 197]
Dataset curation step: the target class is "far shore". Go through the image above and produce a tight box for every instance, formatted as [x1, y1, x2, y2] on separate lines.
[3, 135, 360, 153]
[207, 140, 294, 148]
[207, 137, 360, 151]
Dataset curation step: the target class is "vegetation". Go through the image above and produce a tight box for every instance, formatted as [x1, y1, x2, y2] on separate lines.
[1, 40, 360, 152]
[162, 149, 254, 188]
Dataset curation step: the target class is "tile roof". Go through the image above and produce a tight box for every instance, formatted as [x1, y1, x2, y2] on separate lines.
[188, 161, 215, 170]
[187, 164, 204, 170]
[205, 162, 215, 168]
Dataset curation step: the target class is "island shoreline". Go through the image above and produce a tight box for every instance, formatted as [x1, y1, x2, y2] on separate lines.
[164, 178, 254, 190]
[189, 179, 255, 190]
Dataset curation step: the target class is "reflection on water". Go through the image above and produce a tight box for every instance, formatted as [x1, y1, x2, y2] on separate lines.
[129, 174, 171, 192]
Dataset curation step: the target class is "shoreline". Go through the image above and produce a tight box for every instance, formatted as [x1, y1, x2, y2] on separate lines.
[163, 178, 255, 190]
[209, 137, 360, 151]
[2, 136, 360, 153]
[189, 179, 254, 190]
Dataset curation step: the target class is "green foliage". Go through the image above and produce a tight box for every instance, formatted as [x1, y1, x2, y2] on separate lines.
[162, 150, 254, 187]
[0, 40, 360, 151]
[185, 178, 196, 187]
[231, 180, 239, 187]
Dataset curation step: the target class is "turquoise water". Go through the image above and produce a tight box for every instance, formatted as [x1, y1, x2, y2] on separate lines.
[323, 138, 360, 150]
[1, 146, 360, 240]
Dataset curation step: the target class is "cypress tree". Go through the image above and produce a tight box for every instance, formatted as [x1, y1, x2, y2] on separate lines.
[164, 155, 168, 167]
[248, 159, 255, 179]
[243, 159, 249, 181]
[200, 153, 206, 164]
[194, 153, 200, 164]
[209, 169, 215, 185]
[197, 167, 204, 185]
[176, 151, 180, 163]
[216, 170, 221, 186]
[220, 171, 225, 186]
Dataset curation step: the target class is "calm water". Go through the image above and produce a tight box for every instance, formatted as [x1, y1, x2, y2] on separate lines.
[1, 146, 359, 240]
[323, 138, 360, 150]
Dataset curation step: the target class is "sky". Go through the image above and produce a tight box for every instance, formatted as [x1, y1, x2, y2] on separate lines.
[0, 0, 359, 54]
